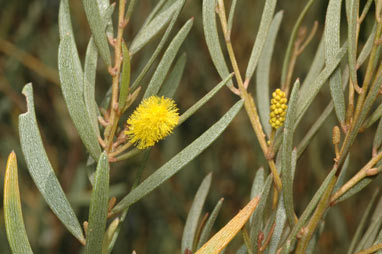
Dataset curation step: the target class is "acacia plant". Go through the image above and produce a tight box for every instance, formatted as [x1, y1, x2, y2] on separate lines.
[3, 0, 382, 253]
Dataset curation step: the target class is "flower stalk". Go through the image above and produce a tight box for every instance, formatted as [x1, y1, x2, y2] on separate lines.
[104, 0, 128, 153]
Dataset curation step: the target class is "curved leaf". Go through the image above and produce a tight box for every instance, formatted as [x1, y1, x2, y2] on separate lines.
[249, 175, 272, 253]
[245, 0, 277, 81]
[296, 43, 347, 127]
[3, 152, 34, 254]
[130, 0, 182, 55]
[143, 18, 193, 98]
[84, 38, 101, 137]
[58, 0, 83, 93]
[325, 0, 345, 124]
[130, 0, 186, 90]
[202, 0, 233, 88]
[19, 83, 85, 243]
[346, 0, 359, 87]
[282, 80, 300, 227]
[256, 11, 283, 137]
[58, 35, 101, 160]
[197, 198, 224, 249]
[82, 0, 111, 66]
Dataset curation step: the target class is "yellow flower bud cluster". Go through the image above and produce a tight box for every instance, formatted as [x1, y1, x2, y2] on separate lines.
[269, 88, 288, 129]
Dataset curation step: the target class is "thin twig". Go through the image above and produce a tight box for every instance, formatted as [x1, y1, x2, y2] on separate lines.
[104, 0, 128, 152]
[330, 150, 382, 204]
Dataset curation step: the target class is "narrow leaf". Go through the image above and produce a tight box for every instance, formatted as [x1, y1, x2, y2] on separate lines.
[285, 167, 337, 250]
[130, 0, 186, 90]
[346, 0, 359, 87]
[96, 0, 114, 37]
[365, 103, 382, 129]
[202, 0, 233, 88]
[245, 0, 277, 81]
[130, 0, 181, 55]
[182, 173, 212, 253]
[111, 100, 244, 214]
[348, 189, 380, 254]
[58, 0, 83, 94]
[256, 11, 283, 137]
[227, 0, 238, 32]
[250, 175, 273, 253]
[195, 197, 260, 254]
[82, 0, 111, 66]
[296, 43, 347, 127]
[83, 4, 115, 138]
[282, 80, 300, 227]
[84, 38, 100, 137]
[249, 167, 265, 224]
[336, 175, 380, 204]
[141, 0, 167, 27]
[143, 18, 193, 98]
[250, 167, 265, 200]
[4, 152, 34, 254]
[325, 0, 346, 124]
[118, 42, 131, 110]
[58, 35, 101, 160]
[268, 195, 287, 254]
[19, 83, 85, 243]
[159, 53, 187, 98]
[197, 198, 224, 249]
[102, 218, 120, 254]
[357, 24, 377, 69]
[86, 152, 110, 254]
[357, 197, 382, 250]
[179, 74, 234, 125]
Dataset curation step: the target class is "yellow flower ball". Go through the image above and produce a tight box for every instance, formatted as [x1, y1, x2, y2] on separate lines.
[269, 89, 288, 129]
[125, 96, 179, 149]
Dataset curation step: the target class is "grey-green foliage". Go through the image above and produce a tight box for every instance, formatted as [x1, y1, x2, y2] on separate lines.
[58, 35, 102, 160]
[143, 18, 193, 98]
[245, 0, 278, 81]
[82, 0, 111, 66]
[202, 0, 233, 88]
[19, 84, 85, 243]
[86, 152, 110, 253]
[250, 175, 272, 253]
[181, 173, 212, 253]
[256, 11, 283, 137]
[130, 0, 183, 55]
[281, 80, 300, 228]
[325, 0, 345, 124]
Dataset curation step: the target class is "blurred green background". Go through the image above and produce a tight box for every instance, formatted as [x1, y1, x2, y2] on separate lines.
[0, 0, 379, 253]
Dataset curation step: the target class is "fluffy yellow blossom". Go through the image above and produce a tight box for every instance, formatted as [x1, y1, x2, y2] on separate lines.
[125, 96, 179, 149]
[269, 88, 288, 129]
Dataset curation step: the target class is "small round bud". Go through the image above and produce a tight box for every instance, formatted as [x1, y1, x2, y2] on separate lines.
[332, 126, 341, 145]
[269, 88, 288, 129]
